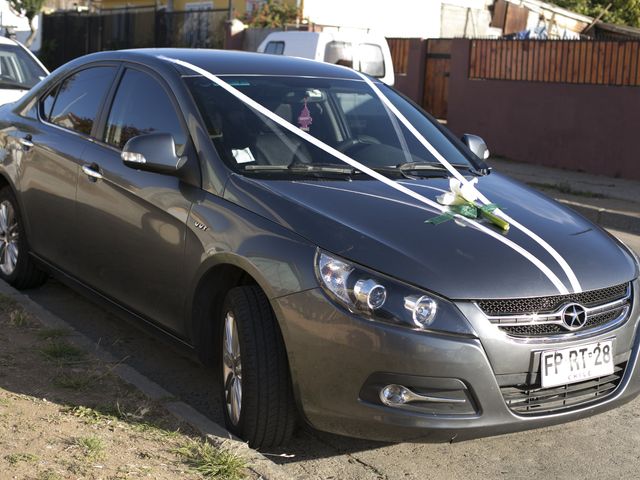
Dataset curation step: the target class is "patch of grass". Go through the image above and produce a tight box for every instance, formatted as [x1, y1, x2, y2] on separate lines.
[53, 373, 94, 390]
[40, 341, 85, 362]
[37, 469, 63, 480]
[177, 440, 246, 480]
[74, 435, 105, 460]
[528, 181, 608, 199]
[37, 328, 70, 340]
[4, 452, 39, 465]
[64, 405, 117, 425]
[0, 294, 17, 312]
[131, 421, 182, 439]
[8, 309, 32, 327]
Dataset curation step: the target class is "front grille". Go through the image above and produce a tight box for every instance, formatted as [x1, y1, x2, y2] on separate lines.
[502, 363, 626, 415]
[477, 283, 628, 316]
[501, 306, 626, 337]
[478, 283, 632, 338]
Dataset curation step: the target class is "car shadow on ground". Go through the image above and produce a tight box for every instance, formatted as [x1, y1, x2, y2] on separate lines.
[24, 279, 394, 464]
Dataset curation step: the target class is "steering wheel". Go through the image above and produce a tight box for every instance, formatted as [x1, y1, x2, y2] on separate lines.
[336, 138, 361, 153]
[336, 135, 382, 153]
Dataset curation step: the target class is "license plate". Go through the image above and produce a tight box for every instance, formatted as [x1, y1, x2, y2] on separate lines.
[540, 340, 614, 388]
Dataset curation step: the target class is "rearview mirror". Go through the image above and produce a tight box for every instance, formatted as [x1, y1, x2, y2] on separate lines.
[121, 133, 186, 174]
[461, 133, 491, 175]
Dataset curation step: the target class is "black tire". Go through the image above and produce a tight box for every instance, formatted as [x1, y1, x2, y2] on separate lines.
[0, 186, 46, 289]
[219, 285, 296, 448]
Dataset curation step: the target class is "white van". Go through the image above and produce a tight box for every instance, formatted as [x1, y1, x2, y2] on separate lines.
[0, 36, 48, 106]
[257, 31, 395, 86]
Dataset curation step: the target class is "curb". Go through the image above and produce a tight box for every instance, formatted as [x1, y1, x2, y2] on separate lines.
[0, 280, 291, 480]
[557, 199, 640, 235]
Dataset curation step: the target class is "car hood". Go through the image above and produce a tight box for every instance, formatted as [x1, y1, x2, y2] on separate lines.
[224, 172, 637, 300]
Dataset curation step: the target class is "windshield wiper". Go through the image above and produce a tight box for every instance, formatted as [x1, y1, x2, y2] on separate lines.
[397, 161, 469, 172]
[389, 161, 472, 179]
[243, 164, 357, 176]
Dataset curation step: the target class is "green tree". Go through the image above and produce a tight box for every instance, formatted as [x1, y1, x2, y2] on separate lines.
[247, 0, 300, 28]
[8, 0, 46, 47]
[554, 0, 640, 27]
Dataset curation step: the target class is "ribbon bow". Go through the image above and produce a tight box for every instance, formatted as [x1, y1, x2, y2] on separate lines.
[426, 178, 510, 232]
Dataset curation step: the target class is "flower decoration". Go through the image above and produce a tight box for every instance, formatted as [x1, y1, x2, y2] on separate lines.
[426, 178, 510, 232]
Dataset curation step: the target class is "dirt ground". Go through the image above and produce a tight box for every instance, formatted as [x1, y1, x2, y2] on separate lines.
[0, 295, 247, 480]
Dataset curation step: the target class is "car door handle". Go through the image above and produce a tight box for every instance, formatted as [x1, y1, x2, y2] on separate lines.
[19, 136, 33, 150]
[82, 164, 103, 181]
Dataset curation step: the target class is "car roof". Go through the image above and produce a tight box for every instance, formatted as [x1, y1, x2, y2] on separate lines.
[264, 30, 383, 42]
[68, 48, 366, 81]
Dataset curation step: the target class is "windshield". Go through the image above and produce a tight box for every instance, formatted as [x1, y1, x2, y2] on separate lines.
[0, 44, 46, 90]
[184, 75, 475, 177]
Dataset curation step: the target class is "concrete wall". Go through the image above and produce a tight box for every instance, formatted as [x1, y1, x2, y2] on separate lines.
[303, 0, 442, 38]
[303, 0, 498, 38]
[0, 9, 41, 51]
[447, 39, 640, 180]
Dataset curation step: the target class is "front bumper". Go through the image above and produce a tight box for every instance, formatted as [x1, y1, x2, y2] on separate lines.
[272, 280, 640, 442]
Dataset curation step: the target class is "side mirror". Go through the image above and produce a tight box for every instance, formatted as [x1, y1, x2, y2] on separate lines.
[461, 133, 490, 160]
[461, 133, 491, 175]
[121, 133, 186, 175]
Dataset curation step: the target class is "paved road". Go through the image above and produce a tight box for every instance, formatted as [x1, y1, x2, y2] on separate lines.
[24, 230, 640, 480]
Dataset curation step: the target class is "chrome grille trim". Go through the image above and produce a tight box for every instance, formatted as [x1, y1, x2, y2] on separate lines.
[501, 362, 626, 415]
[477, 283, 629, 316]
[476, 283, 632, 339]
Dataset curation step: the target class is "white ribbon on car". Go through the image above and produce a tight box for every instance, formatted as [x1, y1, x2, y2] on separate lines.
[160, 56, 578, 295]
[354, 72, 583, 294]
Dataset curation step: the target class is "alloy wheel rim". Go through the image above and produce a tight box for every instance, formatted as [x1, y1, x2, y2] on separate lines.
[222, 311, 242, 426]
[0, 201, 19, 276]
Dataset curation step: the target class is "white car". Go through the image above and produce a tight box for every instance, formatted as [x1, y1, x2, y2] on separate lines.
[0, 36, 48, 106]
[257, 31, 395, 86]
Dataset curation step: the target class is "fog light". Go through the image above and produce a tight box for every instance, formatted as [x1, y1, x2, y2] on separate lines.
[380, 384, 410, 406]
[404, 295, 438, 328]
[353, 279, 387, 310]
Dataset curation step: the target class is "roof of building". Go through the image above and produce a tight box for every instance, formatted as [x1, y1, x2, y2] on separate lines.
[593, 21, 640, 39]
[508, 0, 593, 24]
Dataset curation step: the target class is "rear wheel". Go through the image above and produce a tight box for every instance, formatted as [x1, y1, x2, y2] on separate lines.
[219, 285, 295, 447]
[0, 187, 46, 289]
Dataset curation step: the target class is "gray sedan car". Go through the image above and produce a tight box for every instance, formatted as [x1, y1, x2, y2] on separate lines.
[0, 49, 638, 448]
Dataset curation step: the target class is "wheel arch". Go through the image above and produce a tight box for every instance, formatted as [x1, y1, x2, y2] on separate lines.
[0, 170, 32, 241]
[0, 170, 17, 197]
[187, 254, 276, 366]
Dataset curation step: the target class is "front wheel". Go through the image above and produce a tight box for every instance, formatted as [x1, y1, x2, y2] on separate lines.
[0, 187, 47, 289]
[219, 285, 296, 448]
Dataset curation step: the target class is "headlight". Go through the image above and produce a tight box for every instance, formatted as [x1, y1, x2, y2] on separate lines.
[315, 250, 475, 335]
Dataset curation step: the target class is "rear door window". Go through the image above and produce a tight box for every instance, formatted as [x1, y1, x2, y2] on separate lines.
[0, 43, 47, 89]
[40, 85, 59, 121]
[324, 41, 353, 68]
[49, 66, 117, 136]
[264, 41, 285, 55]
[103, 68, 186, 153]
[358, 43, 385, 78]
